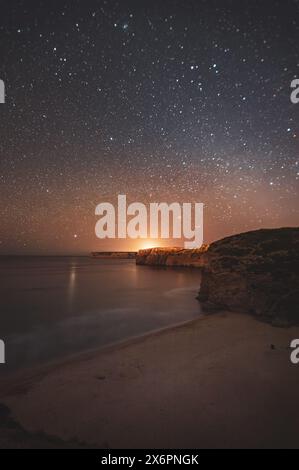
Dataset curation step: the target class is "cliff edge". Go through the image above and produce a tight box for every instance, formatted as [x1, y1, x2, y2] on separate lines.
[198, 227, 299, 325]
[136, 246, 209, 267]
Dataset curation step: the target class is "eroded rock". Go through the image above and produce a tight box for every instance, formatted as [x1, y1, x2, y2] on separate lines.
[136, 246, 209, 267]
[197, 228, 299, 325]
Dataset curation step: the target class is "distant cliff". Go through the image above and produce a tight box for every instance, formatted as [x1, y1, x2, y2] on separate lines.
[91, 252, 137, 259]
[197, 227, 299, 326]
[136, 246, 209, 267]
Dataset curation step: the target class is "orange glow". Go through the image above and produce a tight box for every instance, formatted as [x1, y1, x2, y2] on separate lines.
[138, 240, 161, 250]
[135, 238, 183, 251]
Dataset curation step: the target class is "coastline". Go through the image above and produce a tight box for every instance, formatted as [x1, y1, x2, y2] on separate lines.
[0, 316, 202, 392]
[1, 312, 299, 448]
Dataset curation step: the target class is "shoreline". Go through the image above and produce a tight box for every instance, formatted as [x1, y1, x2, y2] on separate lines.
[1, 311, 299, 448]
[0, 316, 203, 393]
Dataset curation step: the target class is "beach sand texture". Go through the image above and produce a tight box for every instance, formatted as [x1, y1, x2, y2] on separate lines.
[0, 312, 299, 449]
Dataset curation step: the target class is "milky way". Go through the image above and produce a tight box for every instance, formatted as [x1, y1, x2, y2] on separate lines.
[0, 0, 298, 254]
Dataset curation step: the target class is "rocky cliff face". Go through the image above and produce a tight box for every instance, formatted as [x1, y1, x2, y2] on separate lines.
[197, 228, 299, 325]
[136, 246, 209, 267]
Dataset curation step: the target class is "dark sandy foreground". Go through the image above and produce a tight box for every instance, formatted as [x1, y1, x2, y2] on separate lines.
[0, 312, 299, 449]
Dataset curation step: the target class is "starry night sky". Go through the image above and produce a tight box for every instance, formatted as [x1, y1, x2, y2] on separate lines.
[0, 0, 298, 254]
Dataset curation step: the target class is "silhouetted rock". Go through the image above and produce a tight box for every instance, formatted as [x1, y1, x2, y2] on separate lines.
[136, 246, 209, 267]
[197, 228, 299, 325]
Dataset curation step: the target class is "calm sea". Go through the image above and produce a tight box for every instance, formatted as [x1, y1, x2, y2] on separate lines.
[0, 256, 202, 373]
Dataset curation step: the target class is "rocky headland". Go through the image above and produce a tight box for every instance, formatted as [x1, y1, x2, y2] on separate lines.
[136, 228, 299, 325]
[198, 227, 299, 325]
[91, 251, 137, 259]
[136, 246, 209, 267]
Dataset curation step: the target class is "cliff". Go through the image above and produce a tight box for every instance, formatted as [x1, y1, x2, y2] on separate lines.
[197, 227, 299, 326]
[136, 246, 209, 267]
[136, 228, 299, 325]
[91, 252, 136, 259]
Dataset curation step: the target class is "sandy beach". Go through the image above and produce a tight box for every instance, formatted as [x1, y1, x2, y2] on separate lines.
[0, 312, 299, 449]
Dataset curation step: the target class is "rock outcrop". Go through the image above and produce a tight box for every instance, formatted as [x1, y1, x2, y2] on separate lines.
[136, 246, 209, 267]
[91, 252, 137, 259]
[197, 227, 299, 325]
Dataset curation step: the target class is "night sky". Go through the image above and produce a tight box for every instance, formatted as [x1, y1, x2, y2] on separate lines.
[0, 0, 298, 254]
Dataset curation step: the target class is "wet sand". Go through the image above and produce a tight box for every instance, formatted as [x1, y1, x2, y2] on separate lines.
[0, 312, 299, 449]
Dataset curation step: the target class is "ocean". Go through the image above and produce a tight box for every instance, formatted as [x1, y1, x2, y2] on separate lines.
[0, 256, 202, 373]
